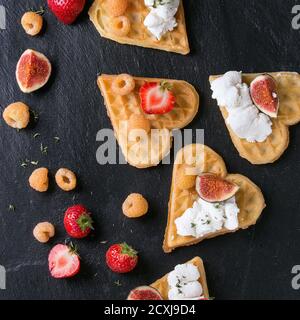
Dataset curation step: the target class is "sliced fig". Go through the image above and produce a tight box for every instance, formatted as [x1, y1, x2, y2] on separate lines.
[127, 286, 163, 300]
[196, 173, 239, 203]
[250, 74, 279, 118]
[16, 49, 52, 93]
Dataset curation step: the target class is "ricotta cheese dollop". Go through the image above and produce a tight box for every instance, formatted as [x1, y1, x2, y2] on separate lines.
[175, 197, 240, 238]
[144, 0, 180, 40]
[167, 263, 204, 300]
[210, 71, 273, 143]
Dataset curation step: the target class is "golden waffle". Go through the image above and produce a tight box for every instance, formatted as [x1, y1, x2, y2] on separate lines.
[163, 144, 266, 253]
[151, 257, 209, 300]
[209, 72, 300, 164]
[97, 74, 199, 168]
[89, 0, 190, 55]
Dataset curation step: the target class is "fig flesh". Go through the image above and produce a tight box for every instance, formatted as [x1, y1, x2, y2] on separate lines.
[196, 174, 239, 203]
[16, 49, 52, 93]
[127, 286, 163, 300]
[250, 74, 279, 118]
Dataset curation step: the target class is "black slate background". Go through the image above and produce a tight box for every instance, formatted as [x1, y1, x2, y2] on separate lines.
[0, 0, 299, 300]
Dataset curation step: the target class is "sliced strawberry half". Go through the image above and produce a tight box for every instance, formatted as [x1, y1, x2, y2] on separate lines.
[48, 244, 80, 279]
[139, 81, 176, 114]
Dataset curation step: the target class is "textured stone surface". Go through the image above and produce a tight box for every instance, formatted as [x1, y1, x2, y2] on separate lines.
[0, 0, 299, 300]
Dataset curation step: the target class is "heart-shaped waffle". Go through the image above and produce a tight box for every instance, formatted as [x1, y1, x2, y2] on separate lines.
[209, 72, 300, 164]
[89, 0, 190, 55]
[163, 144, 266, 253]
[97, 74, 199, 168]
[151, 257, 209, 300]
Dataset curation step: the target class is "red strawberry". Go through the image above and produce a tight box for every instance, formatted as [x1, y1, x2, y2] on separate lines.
[139, 81, 176, 114]
[64, 204, 93, 239]
[48, 243, 80, 278]
[106, 243, 138, 273]
[47, 0, 86, 24]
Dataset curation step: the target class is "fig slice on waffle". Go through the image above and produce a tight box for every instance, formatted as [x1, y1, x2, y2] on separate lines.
[163, 144, 266, 253]
[209, 72, 300, 164]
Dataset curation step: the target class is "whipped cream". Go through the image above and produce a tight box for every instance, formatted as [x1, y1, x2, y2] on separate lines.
[144, 0, 180, 40]
[175, 197, 239, 238]
[167, 263, 204, 300]
[211, 71, 273, 143]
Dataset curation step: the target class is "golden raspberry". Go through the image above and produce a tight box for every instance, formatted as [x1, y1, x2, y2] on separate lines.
[128, 114, 151, 134]
[122, 193, 149, 218]
[176, 165, 197, 190]
[33, 222, 55, 243]
[3, 102, 30, 129]
[107, 0, 128, 17]
[112, 74, 135, 96]
[55, 168, 77, 191]
[110, 16, 131, 37]
[21, 12, 43, 36]
[29, 168, 49, 192]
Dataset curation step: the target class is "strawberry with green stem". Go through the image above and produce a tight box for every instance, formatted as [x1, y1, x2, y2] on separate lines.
[106, 243, 138, 273]
[64, 204, 94, 238]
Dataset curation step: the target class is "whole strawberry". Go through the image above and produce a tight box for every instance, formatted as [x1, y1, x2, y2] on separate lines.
[48, 0, 86, 24]
[106, 243, 138, 273]
[64, 204, 93, 238]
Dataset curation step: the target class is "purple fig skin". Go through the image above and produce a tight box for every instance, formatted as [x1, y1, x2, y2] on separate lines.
[127, 286, 163, 300]
[250, 74, 279, 118]
[196, 174, 239, 203]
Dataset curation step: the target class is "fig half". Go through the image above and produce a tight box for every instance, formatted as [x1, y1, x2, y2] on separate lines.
[250, 74, 279, 118]
[196, 174, 239, 203]
[16, 49, 52, 93]
[127, 286, 163, 300]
